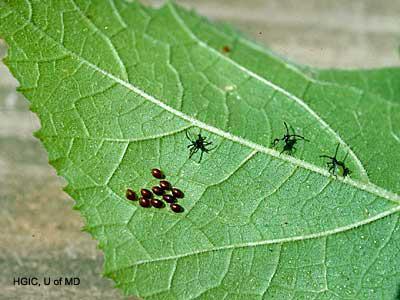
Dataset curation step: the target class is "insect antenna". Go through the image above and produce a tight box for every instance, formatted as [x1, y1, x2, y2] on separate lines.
[334, 143, 340, 158]
[206, 144, 217, 151]
[284, 122, 290, 136]
[342, 151, 349, 163]
[185, 130, 192, 141]
[288, 123, 309, 141]
[289, 123, 298, 135]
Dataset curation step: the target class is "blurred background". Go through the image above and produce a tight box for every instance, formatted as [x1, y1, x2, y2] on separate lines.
[0, 0, 399, 299]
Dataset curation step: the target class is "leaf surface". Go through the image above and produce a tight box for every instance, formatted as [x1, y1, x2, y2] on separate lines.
[309, 67, 400, 105]
[1, 1, 400, 299]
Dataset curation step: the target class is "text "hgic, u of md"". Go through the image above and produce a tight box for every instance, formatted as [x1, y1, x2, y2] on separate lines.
[13, 277, 80, 286]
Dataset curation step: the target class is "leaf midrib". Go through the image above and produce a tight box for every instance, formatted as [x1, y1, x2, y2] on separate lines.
[7, 2, 400, 204]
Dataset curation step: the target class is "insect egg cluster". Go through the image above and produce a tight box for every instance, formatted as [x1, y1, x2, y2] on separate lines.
[125, 168, 185, 213]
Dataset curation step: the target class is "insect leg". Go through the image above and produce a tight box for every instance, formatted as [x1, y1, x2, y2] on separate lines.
[198, 150, 204, 163]
[328, 165, 335, 175]
[205, 146, 216, 152]
[292, 134, 309, 141]
[189, 147, 199, 159]
[272, 138, 282, 147]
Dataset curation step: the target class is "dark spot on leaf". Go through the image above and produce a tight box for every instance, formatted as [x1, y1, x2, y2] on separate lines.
[222, 45, 230, 53]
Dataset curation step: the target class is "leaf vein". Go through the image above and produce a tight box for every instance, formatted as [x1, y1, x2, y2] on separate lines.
[120, 205, 400, 271]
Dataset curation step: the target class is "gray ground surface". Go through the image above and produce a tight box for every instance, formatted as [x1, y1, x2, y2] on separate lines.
[0, 1, 398, 299]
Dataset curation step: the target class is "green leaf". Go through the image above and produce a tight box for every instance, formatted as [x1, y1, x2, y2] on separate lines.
[1, 1, 400, 299]
[308, 67, 400, 105]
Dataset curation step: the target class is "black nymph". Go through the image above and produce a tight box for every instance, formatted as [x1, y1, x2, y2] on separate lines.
[320, 143, 351, 178]
[272, 122, 308, 154]
[186, 130, 215, 163]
